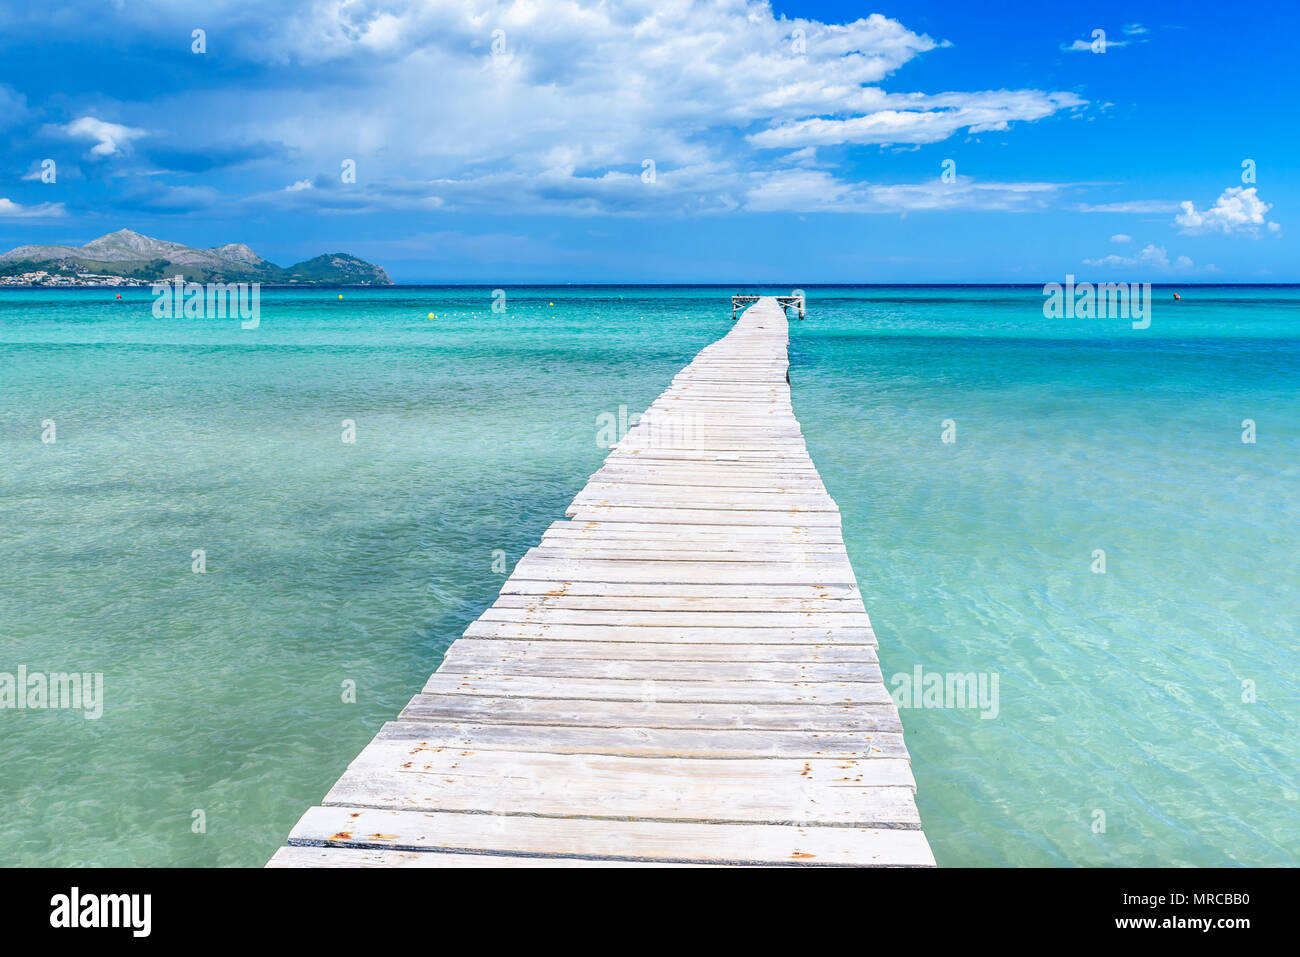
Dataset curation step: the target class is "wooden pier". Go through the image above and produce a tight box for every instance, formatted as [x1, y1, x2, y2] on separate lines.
[268, 297, 933, 868]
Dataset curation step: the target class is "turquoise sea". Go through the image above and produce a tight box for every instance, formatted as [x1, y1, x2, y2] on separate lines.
[1, 285, 1296, 866]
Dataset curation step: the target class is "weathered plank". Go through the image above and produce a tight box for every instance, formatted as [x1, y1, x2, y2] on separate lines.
[541, 521, 847, 542]
[459, 621, 879, 645]
[374, 719, 908, 759]
[436, 653, 882, 683]
[322, 747, 920, 826]
[420, 673, 891, 705]
[473, 607, 871, 627]
[283, 807, 932, 867]
[504, 559, 859, 585]
[499, 580, 866, 599]
[489, 594, 866, 611]
[443, 637, 879, 661]
[268, 845, 709, 868]
[564, 507, 844, 526]
[396, 694, 904, 732]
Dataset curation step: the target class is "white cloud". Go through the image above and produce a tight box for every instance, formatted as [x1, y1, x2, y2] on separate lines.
[285, 179, 314, 191]
[62, 116, 147, 157]
[1078, 200, 1181, 213]
[1175, 186, 1279, 236]
[748, 89, 1083, 148]
[781, 147, 825, 168]
[244, 161, 1075, 219]
[0, 197, 66, 219]
[745, 169, 1067, 214]
[1063, 24, 1152, 51]
[352, 166, 1073, 217]
[21, 160, 83, 182]
[1084, 244, 1199, 271]
[116, 1, 1084, 216]
[1110, 234, 1131, 243]
[1062, 37, 1128, 52]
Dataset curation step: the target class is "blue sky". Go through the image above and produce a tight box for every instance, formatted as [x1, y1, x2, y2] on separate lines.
[0, 0, 1294, 282]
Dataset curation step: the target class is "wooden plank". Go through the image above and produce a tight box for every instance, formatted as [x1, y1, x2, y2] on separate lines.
[522, 548, 848, 565]
[499, 581, 865, 599]
[269, 845, 707, 868]
[604, 449, 818, 462]
[460, 621, 878, 645]
[286, 806, 933, 866]
[375, 720, 908, 759]
[421, 673, 891, 705]
[437, 651, 881, 682]
[489, 595, 865, 612]
[564, 507, 843, 526]
[532, 539, 848, 556]
[542, 521, 846, 541]
[397, 694, 904, 732]
[587, 473, 827, 490]
[321, 774, 923, 828]
[593, 465, 825, 481]
[473, 608, 870, 628]
[323, 746, 920, 826]
[590, 475, 828, 492]
[569, 486, 839, 510]
[442, 638, 879, 663]
[506, 558, 857, 585]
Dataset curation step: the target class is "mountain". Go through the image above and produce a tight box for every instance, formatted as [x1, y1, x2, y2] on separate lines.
[0, 229, 392, 285]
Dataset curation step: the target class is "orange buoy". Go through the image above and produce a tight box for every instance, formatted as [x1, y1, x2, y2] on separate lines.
[1173, 292, 1181, 300]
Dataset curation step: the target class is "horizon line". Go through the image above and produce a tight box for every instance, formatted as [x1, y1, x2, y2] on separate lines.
[5, 281, 1300, 290]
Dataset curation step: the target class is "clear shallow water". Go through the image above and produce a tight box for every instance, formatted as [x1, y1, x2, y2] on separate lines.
[1, 285, 1296, 866]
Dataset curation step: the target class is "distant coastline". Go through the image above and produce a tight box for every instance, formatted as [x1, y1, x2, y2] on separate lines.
[0, 275, 395, 289]
[2, 279, 1297, 290]
[0, 229, 392, 287]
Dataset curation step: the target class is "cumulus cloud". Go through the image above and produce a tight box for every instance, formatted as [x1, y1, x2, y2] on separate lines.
[1, 2, 1090, 219]
[78, 0, 1083, 216]
[1110, 234, 1131, 243]
[1175, 186, 1279, 236]
[62, 116, 147, 157]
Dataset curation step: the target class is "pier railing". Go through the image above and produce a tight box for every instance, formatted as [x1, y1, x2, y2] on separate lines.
[732, 294, 804, 320]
